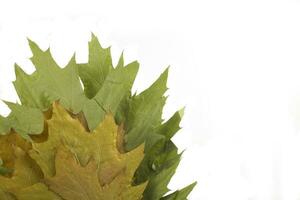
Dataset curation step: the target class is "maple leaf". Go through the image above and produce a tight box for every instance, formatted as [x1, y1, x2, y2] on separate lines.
[0, 133, 31, 176]
[29, 103, 147, 199]
[45, 146, 146, 200]
[0, 34, 196, 199]
[0, 147, 43, 193]
[13, 183, 62, 200]
[14, 40, 85, 113]
[45, 146, 105, 200]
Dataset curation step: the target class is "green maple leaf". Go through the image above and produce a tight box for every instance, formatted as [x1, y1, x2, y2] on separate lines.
[124, 68, 168, 151]
[1, 102, 44, 139]
[14, 40, 85, 113]
[78, 33, 113, 99]
[82, 61, 139, 130]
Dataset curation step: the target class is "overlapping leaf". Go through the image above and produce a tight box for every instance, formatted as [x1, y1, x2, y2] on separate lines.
[0, 34, 196, 199]
[0, 103, 147, 199]
[0, 133, 31, 176]
[78, 33, 113, 99]
[124, 68, 168, 151]
[161, 182, 197, 200]
[0, 116, 10, 134]
[83, 61, 139, 130]
[14, 40, 85, 113]
[2, 102, 44, 139]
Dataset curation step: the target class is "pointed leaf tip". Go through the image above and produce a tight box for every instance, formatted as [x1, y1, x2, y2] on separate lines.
[67, 53, 77, 65]
[116, 51, 125, 68]
[90, 32, 97, 39]
[27, 38, 41, 52]
[161, 182, 197, 200]
[2, 100, 14, 108]
[178, 107, 185, 118]
[163, 66, 169, 76]
[89, 32, 103, 48]
[14, 63, 24, 76]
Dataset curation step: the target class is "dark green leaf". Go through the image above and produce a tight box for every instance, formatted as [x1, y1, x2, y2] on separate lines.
[142, 153, 181, 200]
[160, 182, 197, 200]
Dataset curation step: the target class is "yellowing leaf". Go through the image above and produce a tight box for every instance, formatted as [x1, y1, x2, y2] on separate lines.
[0, 147, 43, 192]
[0, 133, 31, 175]
[13, 183, 62, 200]
[45, 146, 146, 200]
[28, 102, 147, 199]
[0, 189, 15, 200]
[45, 146, 104, 199]
[30, 103, 142, 176]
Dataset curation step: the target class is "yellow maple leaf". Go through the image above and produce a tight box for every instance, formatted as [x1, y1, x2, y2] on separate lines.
[0, 102, 147, 199]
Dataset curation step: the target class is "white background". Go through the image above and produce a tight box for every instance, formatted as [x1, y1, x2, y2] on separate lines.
[1, 0, 300, 199]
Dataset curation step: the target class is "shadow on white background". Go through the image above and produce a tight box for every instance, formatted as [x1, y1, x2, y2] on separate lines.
[1, 0, 300, 199]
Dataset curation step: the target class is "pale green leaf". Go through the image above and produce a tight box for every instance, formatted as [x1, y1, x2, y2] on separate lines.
[78, 33, 113, 99]
[14, 40, 85, 113]
[116, 52, 124, 68]
[84, 61, 139, 130]
[4, 102, 44, 137]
